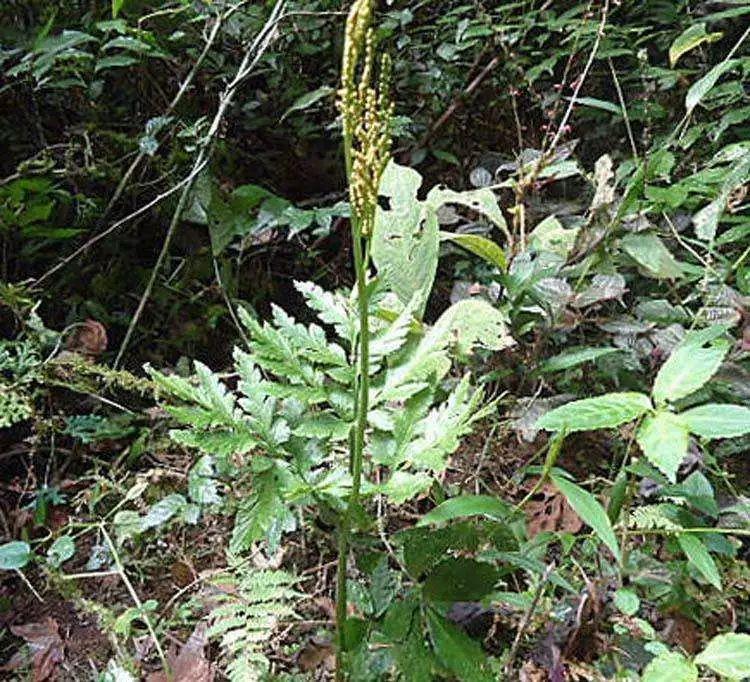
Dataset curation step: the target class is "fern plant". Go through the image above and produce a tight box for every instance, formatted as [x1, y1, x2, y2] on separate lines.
[149, 1, 514, 677]
[207, 563, 299, 682]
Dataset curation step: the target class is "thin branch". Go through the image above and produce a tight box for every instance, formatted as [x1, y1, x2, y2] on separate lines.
[113, 0, 287, 367]
[504, 562, 555, 677]
[33, 159, 208, 287]
[415, 54, 502, 150]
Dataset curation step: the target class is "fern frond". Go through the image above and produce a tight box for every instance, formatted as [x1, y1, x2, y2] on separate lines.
[208, 566, 299, 682]
[628, 504, 682, 531]
[294, 280, 356, 344]
[400, 375, 491, 472]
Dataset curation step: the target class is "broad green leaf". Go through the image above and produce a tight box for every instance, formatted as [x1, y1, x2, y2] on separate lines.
[539, 347, 618, 373]
[280, 86, 335, 122]
[427, 610, 495, 682]
[418, 495, 512, 526]
[0, 541, 31, 570]
[537, 392, 652, 432]
[678, 534, 722, 590]
[528, 214, 579, 257]
[432, 187, 508, 237]
[614, 588, 640, 616]
[400, 523, 480, 577]
[636, 411, 690, 483]
[188, 456, 221, 506]
[380, 471, 433, 504]
[680, 403, 750, 439]
[372, 161, 508, 317]
[696, 633, 750, 679]
[669, 24, 723, 67]
[551, 475, 621, 562]
[47, 536, 75, 568]
[693, 150, 750, 241]
[430, 299, 514, 356]
[230, 472, 295, 554]
[95, 55, 138, 72]
[141, 494, 187, 531]
[440, 232, 506, 271]
[621, 232, 684, 279]
[643, 651, 698, 682]
[372, 162, 440, 315]
[423, 557, 499, 601]
[652, 341, 729, 404]
[686, 58, 742, 112]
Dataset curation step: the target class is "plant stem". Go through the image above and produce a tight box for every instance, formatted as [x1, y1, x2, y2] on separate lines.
[335, 115, 371, 678]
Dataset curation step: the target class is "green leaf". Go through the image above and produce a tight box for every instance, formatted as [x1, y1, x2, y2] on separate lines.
[669, 24, 723, 67]
[614, 588, 640, 616]
[537, 392, 652, 432]
[528, 214, 579, 258]
[427, 610, 495, 682]
[439, 232, 506, 271]
[551, 475, 621, 562]
[423, 557, 499, 602]
[539, 347, 619, 373]
[680, 404, 750, 439]
[47, 536, 75, 568]
[696, 633, 750, 679]
[280, 86, 335, 122]
[372, 162, 440, 316]
[686, 58, 742, 112]
[569, 96, 620, 114]
[430, 299, 514, 356]
[400, 523, 480, 577]
[652, 340, 729, 404]
[112, 0, 126, 18]
[693, 151, 750, 242]
[678, 534, 722, 590]
[380, 471, 433, 504]
[372, 161, 508, 317]
[230, 472, 294, 554]
[642, 651, 698, 682]
[418, 495, 512, 526]
[141, 494, 187, 531]
[0, 541, 31, 570]
[188, 456, 221, 506]
[636, 411, 690, 483]
[621, 232, 684, 279]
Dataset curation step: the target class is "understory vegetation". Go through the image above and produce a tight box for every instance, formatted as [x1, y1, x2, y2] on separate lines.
[2, 0, 750, 680]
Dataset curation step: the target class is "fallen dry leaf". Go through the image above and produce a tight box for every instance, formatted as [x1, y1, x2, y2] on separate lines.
[67, 319, 108, 359]
[147, 623, 215, 682]
[526, 481, 583, 537]
[8, 617, 65, 681]
[296, 635, 335, 673]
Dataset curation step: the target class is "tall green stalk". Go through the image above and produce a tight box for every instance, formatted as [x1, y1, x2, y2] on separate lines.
[334, 1, 391, 678]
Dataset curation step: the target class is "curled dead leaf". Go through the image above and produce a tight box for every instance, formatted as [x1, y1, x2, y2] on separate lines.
[67, 319, 108, 359]
[526, 481, 583, 537]
[147, 623, 215, 682]
[296, 635, 335, 673]
[7, 617, 65, 682]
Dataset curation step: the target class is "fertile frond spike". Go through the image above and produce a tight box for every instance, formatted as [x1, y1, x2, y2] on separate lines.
[339, 1, 392, 236]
